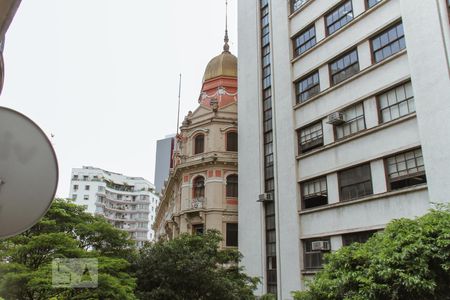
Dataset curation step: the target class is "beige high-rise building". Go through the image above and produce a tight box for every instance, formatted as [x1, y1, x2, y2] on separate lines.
[153, 32, 239, 248]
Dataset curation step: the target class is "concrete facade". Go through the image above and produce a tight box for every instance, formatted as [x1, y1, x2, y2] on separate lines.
[238, 0, 450, 298]
[69, 166, 159, 246]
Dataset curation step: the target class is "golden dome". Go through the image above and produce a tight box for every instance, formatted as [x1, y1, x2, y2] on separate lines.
[203, 50, 237, 82]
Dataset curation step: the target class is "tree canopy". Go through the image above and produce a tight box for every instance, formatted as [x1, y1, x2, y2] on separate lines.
[293, 206, 450, 300]
[135, 230, 259, 300]
[0, 199, 137, 300]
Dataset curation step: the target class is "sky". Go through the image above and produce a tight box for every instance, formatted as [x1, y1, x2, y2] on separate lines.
[1, 0, 238, 198]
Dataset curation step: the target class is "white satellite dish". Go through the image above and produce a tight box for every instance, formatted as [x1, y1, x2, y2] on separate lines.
[0, 106, 58, 238]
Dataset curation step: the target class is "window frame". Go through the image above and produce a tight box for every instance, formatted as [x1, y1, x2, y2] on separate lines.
[226, 223, 238, 247]
[303, 238, 331, 270]
[334, 102, 366, 140]
[377, 81, 415, 124]
[298, 121, 324, 154]
[385, 148, 426, 191]
[226, 131, 238, 152]
[338, 163, 373, 202]
[300, 176, 328, 209]
[366, 0, 382, 9]
[193, 176, 205, 199]
[295, 70, 320, 104]
[370, 21, 406, 63]
[329, 48, 360, 86]
[325, 0, 354, 36]
[342, 230, 377, 246]
[194, 134, 205, 154]
[293, 24, 316, 57]
[226, 174, 238, 198]
[291, 0, 309, 13]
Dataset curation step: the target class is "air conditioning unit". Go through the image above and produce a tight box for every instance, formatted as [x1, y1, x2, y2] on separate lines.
[327, 111, 345, 125]
[311, 241, 330, 251]
[257, 193, 273, 202]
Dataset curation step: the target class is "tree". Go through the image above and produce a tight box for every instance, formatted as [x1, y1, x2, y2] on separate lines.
[293, 206, 450, 300]
[135, 230, 259, 300]
[0, 199, 137, 300]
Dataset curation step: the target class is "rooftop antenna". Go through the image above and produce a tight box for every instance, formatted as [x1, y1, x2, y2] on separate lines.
[223, 0, 230, 52]
[176, 73, 182, 135]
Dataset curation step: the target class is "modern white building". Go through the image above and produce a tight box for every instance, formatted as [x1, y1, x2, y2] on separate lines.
[154, 135, 175, 194]
[238, 0, 450, 298]
[69, 166, 159, 246]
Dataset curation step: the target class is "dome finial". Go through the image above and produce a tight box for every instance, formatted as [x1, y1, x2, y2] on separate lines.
[223, 0, 230, 52]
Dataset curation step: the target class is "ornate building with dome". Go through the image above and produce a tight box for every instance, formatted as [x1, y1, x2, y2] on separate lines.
[153, 31, 239, 248]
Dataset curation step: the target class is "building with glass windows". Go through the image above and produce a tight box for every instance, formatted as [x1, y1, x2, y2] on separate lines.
[69, 166, 159, 247]
[238, 0, 450, 298]
[153, 32, 239, 249]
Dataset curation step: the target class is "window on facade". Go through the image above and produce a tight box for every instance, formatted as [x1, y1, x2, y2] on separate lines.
[293, 25, 316, 57]
[72, 194, 77, 199]
[339, 163, 373, 201]
[367, 0, 382, 8]
[326, 1, 353, 35]
[342, 230, 377, 246]
[303, 238, 330, 269]
[335, 103, 365, 139]
[117, 194, 122, 200]
[83, 175, 89, 180]
[372, 22, 405, 63]
[193, 176, 205, 198]
[83, 195, 89, 200]
[330, 49, 359, 85]
[386, 148, 426, 190]
[73, 184, 78, 191]
[192, 224, 204, 235]
[301, 177, 328, 209]
[226, 131, 238, 151]
[298, 122, 323, 154]
[226, 175, 238, 197]
[296, 71, 320, 103]
[73, 175, 78, 180]
[379, 81, 415, 123]
[226, 223, 238, 247]
[85, 185, 90, 191]
[291, 0, 308, 12]
[194, 134, 205, 154]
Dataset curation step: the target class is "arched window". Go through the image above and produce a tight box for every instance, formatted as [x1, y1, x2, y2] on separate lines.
[193, 176, 205, 198]
[194, 134, 205, 154]
[226, 131, 238, 151]
[226, 174, 238, 197]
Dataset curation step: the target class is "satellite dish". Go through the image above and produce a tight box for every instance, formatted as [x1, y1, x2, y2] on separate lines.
[0, 106, 58, 238]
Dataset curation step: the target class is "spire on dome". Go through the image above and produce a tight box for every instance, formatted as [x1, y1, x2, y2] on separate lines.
[223, 0, 230, 52]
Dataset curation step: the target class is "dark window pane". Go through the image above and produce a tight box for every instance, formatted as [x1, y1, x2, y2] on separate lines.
[226, 131, 238, 151]
[226, 175, 238, 197]
[342, 230, 377, 246]
[301, 177, 328, 209]
[194, 134, 204, 154]
[226, 223, 238, 247]
[296, 71, 320, 103]
[326, 1, 353, 35]
[294, 25, 316, 56]
[371, 23, 406, 63]
[298, 122, 323, 154]
[330, 49, 360, 85]
[339, 164, 373, 201]
[386, 148, 427, 190]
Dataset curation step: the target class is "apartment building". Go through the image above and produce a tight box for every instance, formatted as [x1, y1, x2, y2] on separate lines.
[238, 0, 450, 298]
[69, 166, 159, 246]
